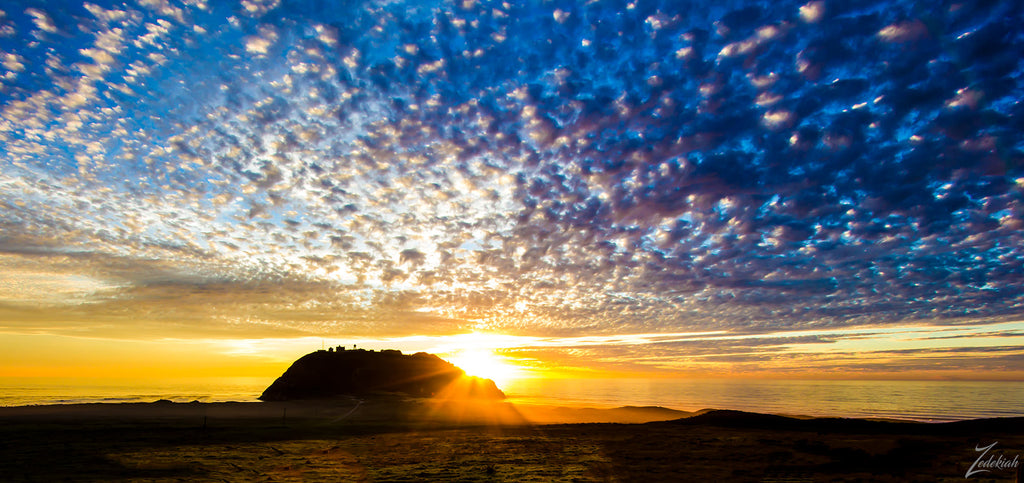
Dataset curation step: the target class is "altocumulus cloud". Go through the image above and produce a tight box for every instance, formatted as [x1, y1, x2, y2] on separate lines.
[0, 0, 1023, 359]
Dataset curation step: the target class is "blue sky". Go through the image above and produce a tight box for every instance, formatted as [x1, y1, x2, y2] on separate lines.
[1, 0, 1022, 377]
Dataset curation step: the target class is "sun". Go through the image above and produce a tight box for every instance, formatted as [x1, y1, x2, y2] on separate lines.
[444, 349, 521, 388]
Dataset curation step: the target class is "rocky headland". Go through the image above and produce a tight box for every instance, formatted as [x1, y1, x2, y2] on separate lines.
[259, 348, 505, 401]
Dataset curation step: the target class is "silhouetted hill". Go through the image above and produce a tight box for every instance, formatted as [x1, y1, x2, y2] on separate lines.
[259, 349, 505, 401]
[674, 409, 799, 429]
[666, 409, 1024, 435]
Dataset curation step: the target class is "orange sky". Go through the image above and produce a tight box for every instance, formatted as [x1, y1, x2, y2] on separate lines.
[4, 322, 1023, 381]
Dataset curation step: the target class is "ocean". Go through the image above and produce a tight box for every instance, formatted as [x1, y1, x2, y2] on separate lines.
[0, 377, 268, 407]
[502, 378, 1024, 422]
[2, 376, 1022, 422]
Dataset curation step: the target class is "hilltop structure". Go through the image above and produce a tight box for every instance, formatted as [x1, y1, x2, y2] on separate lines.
[259, 349, 505, 401]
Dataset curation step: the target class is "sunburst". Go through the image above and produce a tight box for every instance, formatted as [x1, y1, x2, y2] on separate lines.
[444, 348, 521, 388]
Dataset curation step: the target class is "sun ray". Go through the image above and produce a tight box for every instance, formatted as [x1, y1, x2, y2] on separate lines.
[442, 348, 522, 388]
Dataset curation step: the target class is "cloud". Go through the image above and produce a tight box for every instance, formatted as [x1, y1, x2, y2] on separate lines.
[25, 8, 58, 34]
[0, 0, 1022, 377]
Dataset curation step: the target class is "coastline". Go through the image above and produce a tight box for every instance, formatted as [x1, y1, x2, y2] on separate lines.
[7, 376, 1024, 422]
[2, 399, 1023, 481]
[0, 398, 694, 425]
[1, 397, 1020, 424]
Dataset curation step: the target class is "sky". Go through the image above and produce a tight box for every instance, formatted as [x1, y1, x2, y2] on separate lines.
[1, 0, 1023, 380]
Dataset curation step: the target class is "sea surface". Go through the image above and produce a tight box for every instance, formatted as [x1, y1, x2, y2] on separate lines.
[2, 376, 1022, 422]
[0, 377, 269, 407]
[504, 378, 1024, 422]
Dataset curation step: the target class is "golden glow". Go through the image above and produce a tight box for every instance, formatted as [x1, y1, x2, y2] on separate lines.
[443, 349, 522, 387]
[0, 334, 292, 379]
[2, 322, 1022, 382]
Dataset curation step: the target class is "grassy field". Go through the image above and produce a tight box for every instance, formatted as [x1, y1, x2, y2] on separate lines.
[2, 399, 1022, 482]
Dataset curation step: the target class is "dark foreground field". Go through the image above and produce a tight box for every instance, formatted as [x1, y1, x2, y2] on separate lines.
[1, 399, 1022, 482]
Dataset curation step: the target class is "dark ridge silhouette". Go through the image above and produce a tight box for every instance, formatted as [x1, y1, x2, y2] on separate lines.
[259, 348, 505, 401]
[668, 409, 1024, 435]
[672, 409, 922, 434]
[675, 409, 798, 428]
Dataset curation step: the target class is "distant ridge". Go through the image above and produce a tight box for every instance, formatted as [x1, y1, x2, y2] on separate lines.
[259, 348, 505, 401]
[668, 409, 1024, 435]
[672, 409, 922, 433]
